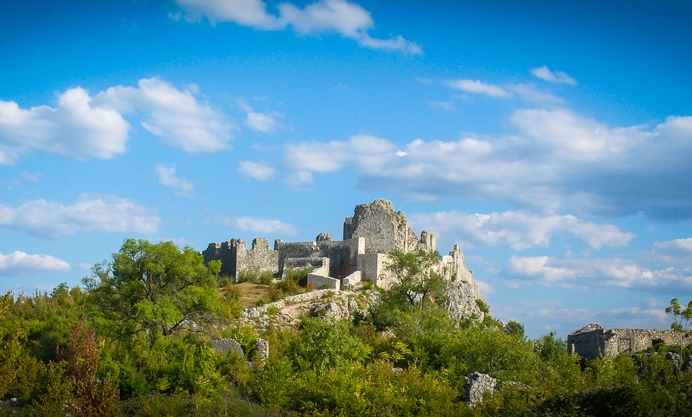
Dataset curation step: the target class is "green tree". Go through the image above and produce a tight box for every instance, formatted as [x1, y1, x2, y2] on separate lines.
[386, 249, 444, 310]
[0, 293, 22, 399]
[83, 239, 222, 343]
[665, 297, 692, 356]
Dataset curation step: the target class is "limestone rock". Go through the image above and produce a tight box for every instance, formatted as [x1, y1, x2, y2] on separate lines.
[463, 372, 497, 405]
[209, 338, 244, 356]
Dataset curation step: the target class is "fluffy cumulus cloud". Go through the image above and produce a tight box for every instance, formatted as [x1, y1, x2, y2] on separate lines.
[285, 109, 692, 220]
[0, 251, 70, 277]
[409, 210, 634, 250]
[238, 161, 277, 180]
[0, 194, 161, 238]
[0, 78, 233, 163]
[0, 88, 130, 164]
[155, 164, 195, 197]
[95, 78, 233, 152]
[530, 65, 577, 85]
[224, 217, 297, 235]
[172, 0, 421, 54]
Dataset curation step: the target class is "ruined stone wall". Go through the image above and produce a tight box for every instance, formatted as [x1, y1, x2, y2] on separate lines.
[203, 240, 239, 277]
[438, 245, 481, 299]
[343, 199, 435, 255]
[276, 237, 361, 279]
[568, 323, 690, 360]
[203, 238, 280, 278]
[238, 238, 280, 276]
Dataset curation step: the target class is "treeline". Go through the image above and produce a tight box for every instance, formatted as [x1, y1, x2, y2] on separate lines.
[1, 239, 691, 416]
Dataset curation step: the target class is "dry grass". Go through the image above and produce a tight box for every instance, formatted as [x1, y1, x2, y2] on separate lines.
[234, 282, 272, 308]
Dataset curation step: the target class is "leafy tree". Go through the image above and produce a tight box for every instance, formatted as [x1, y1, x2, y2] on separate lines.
[83, 239, 222, 343]
[385, 249, 444, 310]
[289, 318, 371, 375]
[254, 358, 294, 416]
[665, 297, 692, 356]
[504, 320, 526, 339]
[0, 293, 22, 399]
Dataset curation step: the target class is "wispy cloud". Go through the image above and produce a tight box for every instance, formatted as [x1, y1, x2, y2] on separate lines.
[0, 251, 70, 276]
[223, 217, 297, 235]
[428, 100, 455, 111]
[0, 194, 160, 238]
[238, 161, 277, 181]
[155, 164, 195, 197]
[172, 0, 422, 55]
[445, 79, 511, 97]
[239, 100, 279, 134]
[530, 65, 577, 85]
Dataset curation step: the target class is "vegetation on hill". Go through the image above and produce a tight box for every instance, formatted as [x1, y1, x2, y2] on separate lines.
[0, 240, 691, 416]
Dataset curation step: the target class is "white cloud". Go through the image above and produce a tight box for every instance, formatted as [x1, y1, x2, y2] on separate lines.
[0, 88, 130, 164]
[246, 111, 278, 133]
[284, 109, 692, 220]
[285, 170, 314, 191]
[0, 78, 233, 164]
[409, 210, 634, 250]
[504, 255, 692, 291]
[173, 0, 284, 29]
[0, 194, 161, 238]
[173, 0, 422, 55]
[238, 161, 277, 181]
[507, 83, 564, 105]
[445, 79, 511, 98]
[224, 217, 297, 235]
[285, 134, 396, 173]
[0, 251, 70, 277]
[95, 78, 233, 152]
[530, 66, 577, 85]
[239, 101, 279, 134]
[155, 164, 195, 197]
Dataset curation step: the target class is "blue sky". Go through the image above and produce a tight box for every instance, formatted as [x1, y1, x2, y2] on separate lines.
[2, 0, 692, 338]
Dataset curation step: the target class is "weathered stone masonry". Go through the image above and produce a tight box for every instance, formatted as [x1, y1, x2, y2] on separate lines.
[567, 323, 690, 360]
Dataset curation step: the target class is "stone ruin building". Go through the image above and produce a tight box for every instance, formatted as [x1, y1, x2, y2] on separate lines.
[567, 323, 689, 360]
[203, 199, 484, 318]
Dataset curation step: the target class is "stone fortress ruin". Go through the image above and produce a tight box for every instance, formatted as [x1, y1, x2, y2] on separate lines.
[203, 199, 485, 320]
[567, 323, 690, 360]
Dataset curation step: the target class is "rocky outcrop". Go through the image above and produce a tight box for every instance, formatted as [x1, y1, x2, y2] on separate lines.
[444, 280, 485, 322]
[209, 338, 244, 356]
[343, 199, 434, 254]
[463, 372, 497, 405]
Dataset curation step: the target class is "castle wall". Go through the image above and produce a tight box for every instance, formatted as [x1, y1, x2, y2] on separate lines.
[276, 238, 362, 279]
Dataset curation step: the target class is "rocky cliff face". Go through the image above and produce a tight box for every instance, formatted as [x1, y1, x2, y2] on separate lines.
[343, 199, 433, 254]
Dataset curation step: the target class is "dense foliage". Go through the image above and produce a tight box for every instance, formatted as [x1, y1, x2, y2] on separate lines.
[1, 241, 691, 416]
